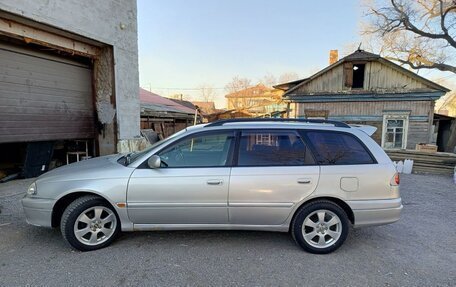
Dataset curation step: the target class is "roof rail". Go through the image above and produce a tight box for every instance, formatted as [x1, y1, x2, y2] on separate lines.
[205, 118, 350, 128]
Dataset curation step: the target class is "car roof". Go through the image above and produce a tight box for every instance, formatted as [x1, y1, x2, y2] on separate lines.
[186, 120, 353, 133]
[205, 118, 350, 128]
[182, 120, 378, 140]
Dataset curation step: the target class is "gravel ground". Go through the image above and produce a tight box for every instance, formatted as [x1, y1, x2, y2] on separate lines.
[0, 174, 455, 286]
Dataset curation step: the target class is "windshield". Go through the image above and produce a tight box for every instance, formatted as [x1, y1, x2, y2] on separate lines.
[126, 129, 188, 164]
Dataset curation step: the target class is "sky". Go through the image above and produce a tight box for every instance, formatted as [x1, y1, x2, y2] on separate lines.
[136, 0, 453, 108]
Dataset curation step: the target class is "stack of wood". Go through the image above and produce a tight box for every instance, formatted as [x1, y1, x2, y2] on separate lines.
[386, 150, 456, 175]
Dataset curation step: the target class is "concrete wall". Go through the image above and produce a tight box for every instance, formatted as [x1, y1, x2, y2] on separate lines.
[0, 0, 141, 151]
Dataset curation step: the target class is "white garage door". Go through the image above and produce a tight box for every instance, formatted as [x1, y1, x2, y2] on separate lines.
[0, 43, 95, 143]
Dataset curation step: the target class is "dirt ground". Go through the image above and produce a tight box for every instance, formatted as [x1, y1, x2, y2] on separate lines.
[0, 174, 455, 286]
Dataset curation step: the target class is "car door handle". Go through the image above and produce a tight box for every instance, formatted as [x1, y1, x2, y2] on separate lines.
[297, 179, 311, 184]
[207, 179, 223, 185]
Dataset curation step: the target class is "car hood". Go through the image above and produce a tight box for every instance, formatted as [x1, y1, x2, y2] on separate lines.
[36, 154, 129, 183]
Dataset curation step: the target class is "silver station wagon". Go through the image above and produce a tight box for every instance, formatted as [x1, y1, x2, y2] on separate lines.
[22, 119, 402, 254]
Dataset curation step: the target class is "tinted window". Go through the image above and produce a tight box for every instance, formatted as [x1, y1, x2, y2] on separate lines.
[237, 130, 314, 166]
[158, 132, 234, 167]
[306, 131, 375, 165]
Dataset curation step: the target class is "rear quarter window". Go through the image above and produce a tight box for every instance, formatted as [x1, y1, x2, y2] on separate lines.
[305, 131, 375, 165]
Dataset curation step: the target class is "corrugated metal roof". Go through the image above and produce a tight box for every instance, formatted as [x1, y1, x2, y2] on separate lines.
[141, 103, 190, 114]
[139, 88, 195, 114]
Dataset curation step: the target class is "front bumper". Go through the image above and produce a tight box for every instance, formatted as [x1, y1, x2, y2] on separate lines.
[21, 197, 55, 228]
[347, 198, 403, 228]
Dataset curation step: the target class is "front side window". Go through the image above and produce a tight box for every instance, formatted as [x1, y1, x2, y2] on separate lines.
[237, 130, 315, 166]
[158, 132, 234, 167]
[306, 131, 375, 165]
[126, 129, 188, 164]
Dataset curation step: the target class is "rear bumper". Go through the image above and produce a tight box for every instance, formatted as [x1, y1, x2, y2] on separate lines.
[347, 198, 403, 228]
[21, 197, 55, 228]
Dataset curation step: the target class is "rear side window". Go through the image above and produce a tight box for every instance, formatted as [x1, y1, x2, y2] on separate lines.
[237, 130, 315, 166]
[306, 131, 375, 165]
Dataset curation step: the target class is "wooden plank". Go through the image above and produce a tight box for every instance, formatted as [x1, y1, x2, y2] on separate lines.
[0, 17, 100, 58]
[344, 63, 353, 88]
[296, 101, 430, 117]
[386, 149, 456, 175]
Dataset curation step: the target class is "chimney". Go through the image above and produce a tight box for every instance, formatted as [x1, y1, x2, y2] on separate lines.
[329, 50, 338, 65]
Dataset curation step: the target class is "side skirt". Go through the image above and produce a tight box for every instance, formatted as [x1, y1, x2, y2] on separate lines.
[130, 224, 290, 232]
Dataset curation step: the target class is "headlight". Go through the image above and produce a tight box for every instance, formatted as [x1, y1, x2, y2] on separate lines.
[27, 182, 37, 196]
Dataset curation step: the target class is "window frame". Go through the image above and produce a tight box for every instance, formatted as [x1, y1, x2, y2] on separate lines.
[139, 130, 237, 169]
[343, 61, 367, 90]
[301, 130, 378, 166]
[233, 129, 317, 167]
[381, 114, 409, 150]
[352, 63, 366, 89]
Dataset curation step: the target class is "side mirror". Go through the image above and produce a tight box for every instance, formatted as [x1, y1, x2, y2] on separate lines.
[147, 155, 161, 169]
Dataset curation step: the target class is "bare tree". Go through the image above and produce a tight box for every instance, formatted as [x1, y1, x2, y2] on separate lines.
[278, 72, 300, 83]
[225, 76, 262, 111]
[362, 0, 456, 74]
[261, 73, 277, 87]
[436, 91, 456, 114]
[341, 42, 361, 57]
[224, 76, 252, 94]
[197, 84, 216, 102]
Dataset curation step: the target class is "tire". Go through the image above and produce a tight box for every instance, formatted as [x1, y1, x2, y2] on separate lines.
[60, 195, 120, 251]
[291, 200, 349, 254]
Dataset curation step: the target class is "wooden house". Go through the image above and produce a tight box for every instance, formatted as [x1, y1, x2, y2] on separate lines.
[139, 88, 199, 139]
[225, 84, 286, 117]
[275, 50, 450, 150]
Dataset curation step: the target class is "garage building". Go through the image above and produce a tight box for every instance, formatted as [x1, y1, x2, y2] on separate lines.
[0, 1, 143, 179]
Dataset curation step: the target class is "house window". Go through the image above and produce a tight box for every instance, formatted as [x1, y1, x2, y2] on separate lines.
[255, 134, 274, 146]
[382, 115, 409, 149]
[344, 62, 365, 89]
[352, 64, 365, 89]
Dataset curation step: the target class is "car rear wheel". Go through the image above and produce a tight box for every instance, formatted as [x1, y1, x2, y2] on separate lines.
[291, 200, 349, 254]
[60, 195, 120, 251]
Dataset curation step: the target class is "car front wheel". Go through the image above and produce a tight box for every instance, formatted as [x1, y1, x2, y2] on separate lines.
[291, 200, 349, 254]
[60, 195, 120, 251]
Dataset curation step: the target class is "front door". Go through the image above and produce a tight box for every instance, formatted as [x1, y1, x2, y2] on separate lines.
[127, 131, 235, 224]
[229, 130, 320, 225]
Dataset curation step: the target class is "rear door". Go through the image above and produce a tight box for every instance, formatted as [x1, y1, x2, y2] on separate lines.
[303, 130, 390, 200]
[228, 129, 320, 225]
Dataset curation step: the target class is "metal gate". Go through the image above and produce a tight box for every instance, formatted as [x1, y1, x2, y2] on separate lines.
[0, 43, 95, 143]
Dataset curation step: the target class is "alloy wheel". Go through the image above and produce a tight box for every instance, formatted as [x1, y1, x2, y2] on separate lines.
[73, 206, 117, 246]
[301, 209, 342, 248]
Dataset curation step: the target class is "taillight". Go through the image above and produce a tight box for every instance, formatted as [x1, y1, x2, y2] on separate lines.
[391, 172, 400, 186]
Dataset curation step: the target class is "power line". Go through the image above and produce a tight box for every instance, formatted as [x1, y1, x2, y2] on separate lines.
[141, 85, 226, 90]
